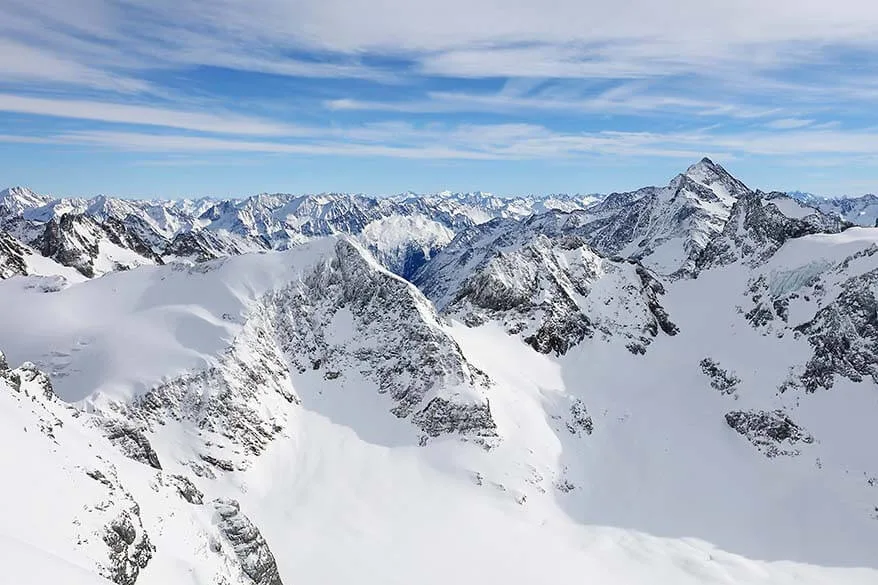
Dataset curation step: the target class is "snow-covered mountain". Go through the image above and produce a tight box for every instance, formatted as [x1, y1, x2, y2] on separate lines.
[1, 161, 878, 584]
[0, 186, 53, 216]
[787, 191, 878, 227]
[564, 158, 755, 277]
[414, 214, 678, 355]
[0, 188, 606, 282]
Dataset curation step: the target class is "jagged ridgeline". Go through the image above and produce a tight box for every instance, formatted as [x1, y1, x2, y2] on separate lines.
[0, 160, 877, 585]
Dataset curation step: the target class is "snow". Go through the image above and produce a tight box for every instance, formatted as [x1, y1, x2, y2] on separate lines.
[93, 240, 156, 275]
[443, 258, 878, 568]
[0, 239, 340, 403]
[766, 196, 818, 220]
[0, 536, 111, 585]
[765, 227, 878, 272]
[359, 214, 453, 252]
[1, 173, 878, 584]
[23, 249, 88, 283]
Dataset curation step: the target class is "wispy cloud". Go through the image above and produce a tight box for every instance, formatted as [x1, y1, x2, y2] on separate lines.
[0, 94, 299, 135]
[764, 118, 814, 129]
[4, 122, 878, 165]
[325, 88, 780, 119]
[5, 0, 878, 90]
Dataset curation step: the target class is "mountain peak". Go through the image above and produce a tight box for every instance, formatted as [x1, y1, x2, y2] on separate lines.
[0, 186, 51, 215]
[685, 157, 724, 178]
[680, 157, 750, 204]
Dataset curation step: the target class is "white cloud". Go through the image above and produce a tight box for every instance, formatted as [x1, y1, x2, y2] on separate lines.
[765, 118, 814, 129]
[0, 39, 150, 92]
[0, 94, 300, 136]
[325, 89, 780, 118]
[1, 122, 876, 165]
[3, 0, 878, 88]
[44, 130, 507, 160]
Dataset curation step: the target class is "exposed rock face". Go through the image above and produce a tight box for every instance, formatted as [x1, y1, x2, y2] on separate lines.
[165, 229, 268, 263]
[168, 474, 204, 505]
[34, 213, 161, 277]
[272, 239, 497, 438]
[14, 361, 56, 400]
[0, 230, 29, 279]
[697, 192, 849, 271]
[795, 268, 878, 392]
[130, 296, 298, 471]
[415, 218, 677, 356]
[212, 498, 283, 585]
[102, 420, 162, 470]
[102, 509, 154, 585]
[725, 410, 814, 457]
[85, 238, 496, 478]
[1, 359, 62, 439]
[411, 397, 496, 438]
[700, 358, 741, 396]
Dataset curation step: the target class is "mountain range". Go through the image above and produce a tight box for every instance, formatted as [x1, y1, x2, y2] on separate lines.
[1, 159, 877, 585]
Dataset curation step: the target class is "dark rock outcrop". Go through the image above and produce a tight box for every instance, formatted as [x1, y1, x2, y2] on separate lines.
[102, 510, 155, 585]
[411, 397, 497, 439]
[700, 358, 740, 395]
[212, 498, 283, 585]
[102, 421, 162, 470]
[34, 213, 160, 277]
[725, 410, 814, 457]
[795, 268, 878, 392]
[0, 230, 30, 279]
[416, 221, 677, 357]
[168, 474, 204, 505]
[273, 239, 497, 438]
[566, 399, 594, 436]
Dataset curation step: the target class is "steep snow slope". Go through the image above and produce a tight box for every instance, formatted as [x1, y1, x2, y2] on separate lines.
[0, 238, 492, 436]
[438, 226, 878, 568]
[414, 214, 677, 355]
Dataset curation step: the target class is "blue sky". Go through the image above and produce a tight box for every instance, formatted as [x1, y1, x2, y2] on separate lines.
[2, 0, 878, 198]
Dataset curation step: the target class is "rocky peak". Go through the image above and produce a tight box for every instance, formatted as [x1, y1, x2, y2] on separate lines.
[0, 186, 52, 216]
[682, 157, 751, 202]
[35, 213, 162, 278]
